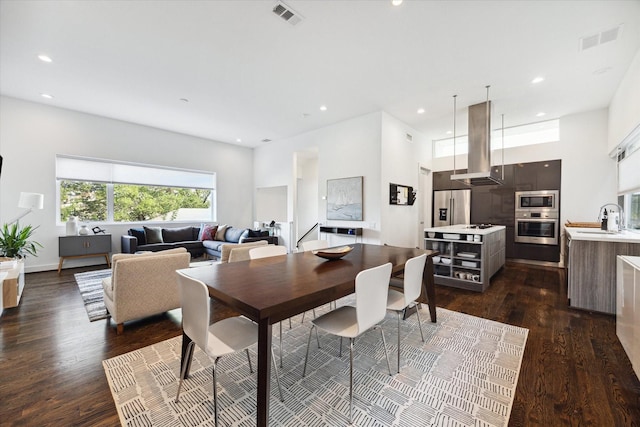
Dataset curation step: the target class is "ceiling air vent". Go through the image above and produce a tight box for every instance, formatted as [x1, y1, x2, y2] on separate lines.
[580, 24, 624, 51]
[272, 1, 303, 26]
[261, 138, 272, 143]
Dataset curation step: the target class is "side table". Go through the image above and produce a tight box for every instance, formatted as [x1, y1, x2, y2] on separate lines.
[2, 260, 25, 309]
[58, 234, 112, 273]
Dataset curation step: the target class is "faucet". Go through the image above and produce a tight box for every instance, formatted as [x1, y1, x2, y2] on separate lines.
[597, 203, 625, 231]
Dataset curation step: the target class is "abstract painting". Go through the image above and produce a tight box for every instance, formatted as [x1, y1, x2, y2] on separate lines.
[327, 176, 363, 221]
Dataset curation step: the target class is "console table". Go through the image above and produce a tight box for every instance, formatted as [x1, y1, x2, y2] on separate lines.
[58, 234, 112, 273]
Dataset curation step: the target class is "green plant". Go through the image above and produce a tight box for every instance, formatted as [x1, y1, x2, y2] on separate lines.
[0, 223, 43, 258]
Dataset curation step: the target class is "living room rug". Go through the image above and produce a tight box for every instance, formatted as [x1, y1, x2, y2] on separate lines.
[103, 306, 528, 426]
[74, 269, 111, 321]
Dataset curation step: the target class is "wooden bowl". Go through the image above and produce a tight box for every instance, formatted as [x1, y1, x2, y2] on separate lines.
[313, 246, 353, 260]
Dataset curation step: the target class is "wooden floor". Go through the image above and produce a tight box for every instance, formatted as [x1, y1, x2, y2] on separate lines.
[0, 261, 639, 426]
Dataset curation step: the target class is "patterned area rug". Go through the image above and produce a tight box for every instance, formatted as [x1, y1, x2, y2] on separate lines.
[103, 306, 528, 426]
[74, 269, 111, 321]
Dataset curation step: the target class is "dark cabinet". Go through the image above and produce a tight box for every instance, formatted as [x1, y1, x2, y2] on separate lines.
[433, 169, 470, 191]
[435, 160, 561, 262]
[514, 160, 561, 191]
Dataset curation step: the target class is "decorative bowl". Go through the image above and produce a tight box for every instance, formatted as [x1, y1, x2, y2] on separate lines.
[313, 246, 353, 260]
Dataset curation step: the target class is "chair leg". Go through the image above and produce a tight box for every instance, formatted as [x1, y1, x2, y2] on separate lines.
[301, 311, 306, 323]
[271, 348, 284, 402]
[414, 302, 425, 342]
[339, 337, 343, 357]
[279, 321, 283, 368]
[349, 338, 354, 424]
[175, 341, 195, 402]
[397, 311, 401, 374]
[288, 317, 292, 329]
[246, 348, 253, 373]
[302, 325, 315, 377]
[377, 326, 392, 376]
[212, 360, 219, 427]
[315, 326, 321, 349]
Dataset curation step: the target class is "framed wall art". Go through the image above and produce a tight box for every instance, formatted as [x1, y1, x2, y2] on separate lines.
[327, 176, 363, 221]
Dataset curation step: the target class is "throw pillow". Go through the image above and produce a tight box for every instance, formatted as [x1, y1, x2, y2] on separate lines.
[143, 226, 163, 244]
[215, 224, 229, 241]
[128, 227, 147, 245]
[200, 224, 218, 241]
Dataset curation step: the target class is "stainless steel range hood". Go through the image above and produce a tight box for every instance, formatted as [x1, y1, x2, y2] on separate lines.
[451, 100, 504, 186]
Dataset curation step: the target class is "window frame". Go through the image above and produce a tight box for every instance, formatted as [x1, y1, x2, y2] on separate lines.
[55, 155, 216, 225]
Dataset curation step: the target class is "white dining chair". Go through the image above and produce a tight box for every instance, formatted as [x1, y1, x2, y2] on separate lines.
[248, 244, 287, 259]
[300, 239, 335, 317]
[299, 239, 329, 252]
[387, 253, 427, 373]
[302, 262, 393, 424]
[174, 271, 283, 426]
[248, 244, 299, 368]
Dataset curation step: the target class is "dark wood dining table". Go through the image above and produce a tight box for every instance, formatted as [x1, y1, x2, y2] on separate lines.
[178, 243, 438, 427]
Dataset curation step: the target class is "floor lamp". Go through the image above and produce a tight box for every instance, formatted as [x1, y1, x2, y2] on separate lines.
[7, 192, 44, 225]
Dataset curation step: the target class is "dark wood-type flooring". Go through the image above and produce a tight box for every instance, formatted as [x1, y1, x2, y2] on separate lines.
[1, 261, 639, 426]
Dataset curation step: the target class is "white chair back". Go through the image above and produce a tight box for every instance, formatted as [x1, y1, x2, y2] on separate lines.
[355, 262, 392, 334]
[249, 245, 287, 259]
[300, 240, 329, 252]
[176, 271, 210, 352]
[402, 254, 427, 305]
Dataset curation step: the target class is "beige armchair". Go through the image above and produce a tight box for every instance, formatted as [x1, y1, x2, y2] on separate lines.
[102, 248, 190, 334]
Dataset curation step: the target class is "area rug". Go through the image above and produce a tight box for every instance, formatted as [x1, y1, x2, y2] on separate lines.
[74, 269, 111, 321]
[103, 306, 528, 426]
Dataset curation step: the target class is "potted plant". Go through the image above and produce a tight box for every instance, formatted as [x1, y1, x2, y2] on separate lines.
[0, 223, 43, 263]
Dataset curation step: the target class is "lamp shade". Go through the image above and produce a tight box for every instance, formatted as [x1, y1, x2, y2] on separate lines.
[18, 192, 44, 210]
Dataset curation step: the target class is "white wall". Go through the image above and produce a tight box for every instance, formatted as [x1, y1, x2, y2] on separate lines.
[608, 49, 640, 153]
[0, 96, 254, 272]
[254, 112, 384, 247]
[380, 112, 428, 248]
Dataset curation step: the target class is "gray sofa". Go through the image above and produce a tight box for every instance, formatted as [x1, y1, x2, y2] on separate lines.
[121, 225, 277, 258]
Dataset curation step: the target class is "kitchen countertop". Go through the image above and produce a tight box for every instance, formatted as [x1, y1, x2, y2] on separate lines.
[565, 227, 640, 244]
[424, 224, 506, 236]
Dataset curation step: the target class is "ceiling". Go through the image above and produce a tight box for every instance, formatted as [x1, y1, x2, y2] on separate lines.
[1, 1, 639, 148]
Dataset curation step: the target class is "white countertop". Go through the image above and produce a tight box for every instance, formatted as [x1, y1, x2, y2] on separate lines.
[565, 227, 640, 244]
[424, 224, 506, 236]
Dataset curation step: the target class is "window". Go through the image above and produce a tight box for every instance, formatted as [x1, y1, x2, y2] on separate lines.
[56, 155, 215, 224]
[433, 119, 560, 158]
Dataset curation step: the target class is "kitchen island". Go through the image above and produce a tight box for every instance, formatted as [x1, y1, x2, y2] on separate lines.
[565, 227, 640, 314]
[424, 225, 506, 292]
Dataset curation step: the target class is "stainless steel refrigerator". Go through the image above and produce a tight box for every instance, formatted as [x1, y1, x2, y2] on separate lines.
[433, 189, 471, 227]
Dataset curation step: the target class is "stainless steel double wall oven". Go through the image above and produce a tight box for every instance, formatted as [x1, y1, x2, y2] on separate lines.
[514, 190, 559, 245]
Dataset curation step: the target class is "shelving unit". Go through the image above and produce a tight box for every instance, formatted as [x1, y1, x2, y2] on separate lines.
[319, 226, 363, 244]
[425, 228, 505, 292]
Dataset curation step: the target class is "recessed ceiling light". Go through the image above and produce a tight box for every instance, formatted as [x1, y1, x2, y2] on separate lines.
[417, 108, 425, 114]
[38, 54, 52, 63]
[391, 0, 403, 5]
[446, 130, 452, 135]
[531, 76, 545, 84]
[236, 138, 242, 143]
[40, 93, 54, 99]
[536, 112, 546, 117]
[319, 105, 327, 111]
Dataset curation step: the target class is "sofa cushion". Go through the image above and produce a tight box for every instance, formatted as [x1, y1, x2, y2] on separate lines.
[162, 226, 195, 243]
[202, 240, 224, 252]
[215, 224, 229, 241]
[225, 227, 249, 243]
[144, 226, 163, 244]
[200, 224, 218, 241]
[128, 227, 147, 245]
[138, 242, 175, 252]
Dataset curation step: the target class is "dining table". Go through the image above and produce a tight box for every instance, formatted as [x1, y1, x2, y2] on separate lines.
[178, 243, 438, 426]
